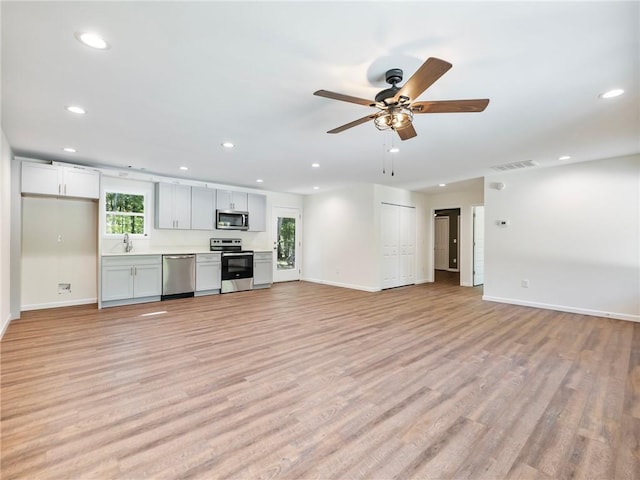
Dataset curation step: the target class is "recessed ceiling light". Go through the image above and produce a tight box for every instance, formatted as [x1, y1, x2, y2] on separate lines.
[558, 155, 571, 161]
[256, 179, 263, 183]
[599, 89, 624, 99]
[311, 163, 320, 168]
[389, 147, 400, 153]
[222, 142, 234, 148]
[179, 166, 188, 171]
[65, 105, 86, 115]
[439, 183, 446, 187]
[62, 147, 77, 153]
[313, 186, 319, 190]
[75, 32, 109, 50]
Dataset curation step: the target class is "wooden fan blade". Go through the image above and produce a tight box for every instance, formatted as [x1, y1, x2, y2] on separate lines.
[411, 99, 490, 113]
[314, 90, 375, 107]
[396, 124, 417, 141]
[327, 114, 377, 134]
[395, 57, 452, 103]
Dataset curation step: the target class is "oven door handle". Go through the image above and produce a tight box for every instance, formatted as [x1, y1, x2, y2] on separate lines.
[222, 252, 253, 257]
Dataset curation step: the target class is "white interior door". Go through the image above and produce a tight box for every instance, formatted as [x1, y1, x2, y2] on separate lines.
[399, 206, 415, 285]
[473, 206, 485, 286]
[434, 216, 449, 270]
[381, 203, 400, 289]
[272, 207, 300, 282]
[381, 203, 415, 289]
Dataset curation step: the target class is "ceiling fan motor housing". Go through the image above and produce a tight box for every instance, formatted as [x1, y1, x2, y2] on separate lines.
[375, 68, 405, 104]
[385, 68, 403, 85]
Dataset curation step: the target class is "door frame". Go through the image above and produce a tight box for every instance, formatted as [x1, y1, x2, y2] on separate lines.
[271, 206, 301, 282]
[434, 216, 450, 271]
[472, 205, 485, 286]
[431, 205, 463, 286]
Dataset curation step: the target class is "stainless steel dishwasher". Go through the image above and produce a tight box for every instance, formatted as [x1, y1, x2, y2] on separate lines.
[162, 254, 196, 300]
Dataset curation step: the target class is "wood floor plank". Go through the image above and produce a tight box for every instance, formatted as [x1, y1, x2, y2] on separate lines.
[1, 280, 639, 479]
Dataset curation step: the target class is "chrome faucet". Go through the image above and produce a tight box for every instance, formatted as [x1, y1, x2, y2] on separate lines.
[123, 233, 133, 253]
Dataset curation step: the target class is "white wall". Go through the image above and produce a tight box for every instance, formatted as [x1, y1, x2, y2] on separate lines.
[1, 130, 12, 336]
[484, 154, 640, 321]
[302, 184, 429, 291]
[303, 184, 378, 291]
[425, 181, 484, 286]
[21, 196, 98, 310]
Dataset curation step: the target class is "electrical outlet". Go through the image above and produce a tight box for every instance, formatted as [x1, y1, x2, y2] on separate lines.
[521, 279, 529, 288]
[58, 283, 71, 294]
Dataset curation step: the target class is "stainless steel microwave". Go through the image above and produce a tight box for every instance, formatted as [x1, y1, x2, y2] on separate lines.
[216, 210, 249, 230]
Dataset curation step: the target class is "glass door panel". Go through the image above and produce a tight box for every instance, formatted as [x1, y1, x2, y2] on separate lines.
[272, 207, 300, 282]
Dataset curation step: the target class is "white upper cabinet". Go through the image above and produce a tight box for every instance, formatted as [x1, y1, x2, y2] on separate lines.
[216, 189, 248, 211]
[155, 183, 191, 229]
[21, 161, 100, 199]
[248, 193, 267, 232]
[191, 186, 216, 230]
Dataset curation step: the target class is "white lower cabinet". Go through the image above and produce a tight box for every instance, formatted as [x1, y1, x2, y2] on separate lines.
[195, 253, 221, 294]
[253, 251, 273, 288]
[101, 255, 162, 306]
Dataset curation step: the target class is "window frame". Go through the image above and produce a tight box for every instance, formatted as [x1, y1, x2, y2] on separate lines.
[103, 190, 149, 238]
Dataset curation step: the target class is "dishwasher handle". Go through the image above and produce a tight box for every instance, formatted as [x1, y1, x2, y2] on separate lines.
[163, 254, 195, 260]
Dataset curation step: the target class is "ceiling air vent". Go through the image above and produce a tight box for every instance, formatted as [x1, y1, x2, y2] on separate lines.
[491, 160, 538, 172]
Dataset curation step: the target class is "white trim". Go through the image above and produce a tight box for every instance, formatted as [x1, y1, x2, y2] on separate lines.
[21, 297, 97, 311]
[1, 315, 11, 339]
[482, 295, 639, 323]
[301, 278, 380, 293]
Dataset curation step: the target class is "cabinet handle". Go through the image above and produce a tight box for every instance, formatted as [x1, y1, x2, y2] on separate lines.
[58, 184, 61, 194]
[64, 184, 67, 195]
[134, 266, 137, 275]
[131, 266, 134, 276]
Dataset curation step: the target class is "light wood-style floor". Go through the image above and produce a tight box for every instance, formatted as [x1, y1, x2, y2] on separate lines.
[2, 281, 639, 479]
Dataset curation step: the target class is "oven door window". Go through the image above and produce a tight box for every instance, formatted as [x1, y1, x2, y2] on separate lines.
[222, 255, 253, 280]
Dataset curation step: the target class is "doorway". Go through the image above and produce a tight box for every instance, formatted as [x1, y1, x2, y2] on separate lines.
[272, 207, 300, 282]
[434, 208, 461, 285]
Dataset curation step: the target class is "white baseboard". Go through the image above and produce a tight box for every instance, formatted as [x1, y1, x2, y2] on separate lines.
[301, 278, 380, 293]
[0, 314, 11, 339]
[21, 297, 97, 312]
[482, 295, 640, 323]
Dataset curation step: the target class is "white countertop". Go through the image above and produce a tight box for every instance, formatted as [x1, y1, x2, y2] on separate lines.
[101, 247, 272, 256]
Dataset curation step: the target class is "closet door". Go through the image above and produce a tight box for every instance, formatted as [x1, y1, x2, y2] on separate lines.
[381, 203, 400, 289]
[381, 203, 416, 289]
[399, 206, 415, 285]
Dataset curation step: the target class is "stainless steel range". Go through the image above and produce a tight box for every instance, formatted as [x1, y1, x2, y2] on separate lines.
[210, 238, 254, 293]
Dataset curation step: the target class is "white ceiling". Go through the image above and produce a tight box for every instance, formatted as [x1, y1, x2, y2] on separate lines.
[2, 1, 638, 195]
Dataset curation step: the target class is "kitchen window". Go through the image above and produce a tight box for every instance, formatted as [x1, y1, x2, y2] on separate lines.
[105, 191, 147, 235]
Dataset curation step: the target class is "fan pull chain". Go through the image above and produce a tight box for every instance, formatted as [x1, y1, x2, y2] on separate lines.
[382, 143, 386, 174]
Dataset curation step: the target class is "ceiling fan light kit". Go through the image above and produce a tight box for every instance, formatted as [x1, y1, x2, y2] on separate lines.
[374, 106, 413, 131]
[314, 57, 490, 141]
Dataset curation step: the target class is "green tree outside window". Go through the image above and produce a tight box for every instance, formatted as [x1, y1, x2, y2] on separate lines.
[105, 192, 146, 235]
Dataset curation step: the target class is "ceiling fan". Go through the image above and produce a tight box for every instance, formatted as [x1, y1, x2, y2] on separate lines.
[314, 57, 489, 141]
